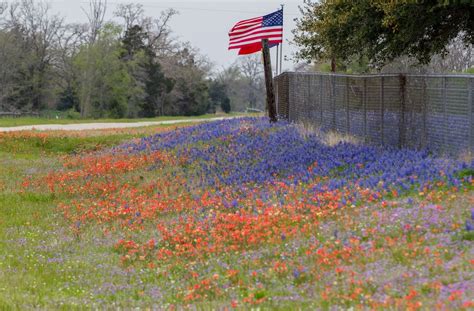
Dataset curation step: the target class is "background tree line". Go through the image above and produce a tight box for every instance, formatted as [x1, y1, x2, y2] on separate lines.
[0, 0, 266, 118]
[293, 0, 474, 74]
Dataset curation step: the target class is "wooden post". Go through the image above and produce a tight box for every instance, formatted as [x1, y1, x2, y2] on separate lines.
[262, 39, 277, 123]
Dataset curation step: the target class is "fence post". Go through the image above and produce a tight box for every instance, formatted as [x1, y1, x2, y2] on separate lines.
[380, 76, 385, 146]
[288, 73, 293, 121]
[399, 74, 406, 148]
[443, 76, 447, 153]
[346, 77, 350, 135]
[422, 76, 427, 149]
[308, 74, 312, 123]
[332, 75, 336, 131]
[363, 78, 367, 142]
[469, 77, 473, 153]
[319, 75, 323, 125]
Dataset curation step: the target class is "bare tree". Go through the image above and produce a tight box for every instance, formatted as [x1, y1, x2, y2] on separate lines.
[430, 34, 474, 73]
[0, 31, 22, 110]
[0, 1, 7, 20]
[82, 0, 107, 45]
[3, 0, 64, 110]
[381, 34, 474, 74]
[113, 3, 144, 31]
[53, 23, 87, 90]
[142, 9, 178, 57]
[236, 55, 265, 110]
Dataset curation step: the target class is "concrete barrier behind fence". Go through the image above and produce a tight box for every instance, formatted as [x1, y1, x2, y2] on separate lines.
[275, 72, 474, 154]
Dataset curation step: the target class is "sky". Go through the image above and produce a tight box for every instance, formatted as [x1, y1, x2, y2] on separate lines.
[45, 0, 303, 71]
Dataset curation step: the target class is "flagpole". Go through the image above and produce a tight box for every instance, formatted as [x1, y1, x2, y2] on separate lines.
[280, 4, 284, 74]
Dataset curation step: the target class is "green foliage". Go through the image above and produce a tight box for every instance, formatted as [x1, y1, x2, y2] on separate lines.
[221, 98, 231, 114]
[0, 134, 135, 157]
[142, 59, 174, 117]
[163, 48, 212, 116]
[57, 86, 80, 112]
[209, 80, 231, 114]
[294, 0, 474, 66]
[456, 168, 474, 180]
[66, 109, 82, 120]
[120, 25, 175, 118]
[462, 231, 474, 241]
[74, 23, 136, 119]
[173, 77, 210, 116]
[465, 67, 474, 74]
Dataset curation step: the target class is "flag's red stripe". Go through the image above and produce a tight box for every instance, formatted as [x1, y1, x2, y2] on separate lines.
[230, 40, 282, 52]
[238, 43, 262, 55]
[229, 38, 282, 49]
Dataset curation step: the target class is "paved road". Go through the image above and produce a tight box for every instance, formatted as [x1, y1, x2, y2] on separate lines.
[0, 117, 233, 132]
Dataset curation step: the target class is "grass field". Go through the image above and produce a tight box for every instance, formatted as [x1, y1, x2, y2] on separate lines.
[0, 112, 253, 128]
[0, 118, 472, 309]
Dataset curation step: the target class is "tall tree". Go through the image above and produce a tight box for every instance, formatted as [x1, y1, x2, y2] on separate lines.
[0, 30, 22, 111]
[294, 0, 474, 67]
[142, 57, 174, 117]
[5, 0, 63, 110]
[208, 80, 231, 114]
[79, 0, 107, 117]
[74, 23, 134, 118]
[158, 45, 211, 116]
[120, 24, 174, 117]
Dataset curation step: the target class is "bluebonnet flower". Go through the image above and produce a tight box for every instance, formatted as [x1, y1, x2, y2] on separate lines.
[111, 117, 468, 197]
[292, 269, 301, 279]
[466, 220, 474, 232]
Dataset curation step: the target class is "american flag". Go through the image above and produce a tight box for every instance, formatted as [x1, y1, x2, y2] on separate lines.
[228, 9, 283, 55]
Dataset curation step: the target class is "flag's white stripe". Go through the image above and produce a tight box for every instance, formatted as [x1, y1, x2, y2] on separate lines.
[229, 37, 283, 48]
[230, 26, 283, 42]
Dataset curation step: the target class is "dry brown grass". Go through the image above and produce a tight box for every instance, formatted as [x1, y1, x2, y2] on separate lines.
[295, 122, 361, 146]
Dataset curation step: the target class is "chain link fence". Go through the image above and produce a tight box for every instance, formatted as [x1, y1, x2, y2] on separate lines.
[275, 72, 474, 154]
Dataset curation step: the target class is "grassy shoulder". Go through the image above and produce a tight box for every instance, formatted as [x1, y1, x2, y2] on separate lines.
[0, 112, 256, 128]
[0, 125, 182, 308]
[0, 124, 191, 158]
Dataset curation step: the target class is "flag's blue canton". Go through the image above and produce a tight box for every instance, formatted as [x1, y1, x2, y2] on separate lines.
[263, 9, 283, 27]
